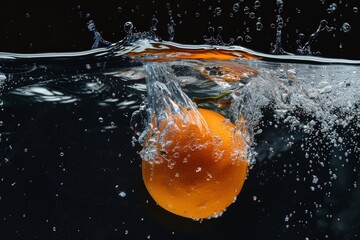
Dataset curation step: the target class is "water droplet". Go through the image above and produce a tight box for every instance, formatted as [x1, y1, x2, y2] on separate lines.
[318, 20, 327, 31]
[233, 3, 240, 12]
[342, 22, 351, 32]
[98, 117, 104, 123]
[208, 26, 215, 35]
[195, 167, 202, 173]
[254, 1, 261, 9]
[245, 35, 252, 42]
[236, 36, 243, 44]
[60, 152, 64, 157]
[327, 3, 337, 13]
[243, 6, 250, 14]
[87, 20, 96, 32]
[117, 7, 123, 13]
[249, 12, 256, 19]
[25, 13, 30, 18]
[124, 21, 134, 34]
[119, 191, 126, 197]
[353, 7, 358, 13]
[256, 21, 263, 31]
[214, 7, 222, 16]
[152, 17, 158, 27]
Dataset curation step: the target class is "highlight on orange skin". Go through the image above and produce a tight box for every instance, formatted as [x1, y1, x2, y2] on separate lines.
[141, 108, 248, 219]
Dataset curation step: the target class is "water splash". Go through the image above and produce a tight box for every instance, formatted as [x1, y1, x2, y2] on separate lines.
[116, 21, 161, 47]
[167, 18, 176, 41]
[131, 63, 212, 162]
[87, 19, 112, 49]
[297, 20, 329, 55]
[271, 0, 285, 54]
[203, 26, 227, 45]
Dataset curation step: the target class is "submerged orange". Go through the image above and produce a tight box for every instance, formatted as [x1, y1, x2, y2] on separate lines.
[142, 108, 248, 219]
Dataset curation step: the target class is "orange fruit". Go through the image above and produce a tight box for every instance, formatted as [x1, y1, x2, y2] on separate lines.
[141, 107, 248, 219]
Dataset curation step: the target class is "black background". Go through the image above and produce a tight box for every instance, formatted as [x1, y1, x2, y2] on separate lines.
[0, 0, 359, 58]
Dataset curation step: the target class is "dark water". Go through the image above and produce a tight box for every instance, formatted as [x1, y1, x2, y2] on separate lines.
[0, 40, 360, 240]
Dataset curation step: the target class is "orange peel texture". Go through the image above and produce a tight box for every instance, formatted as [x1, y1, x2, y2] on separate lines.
[142, 108, 248, 219]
